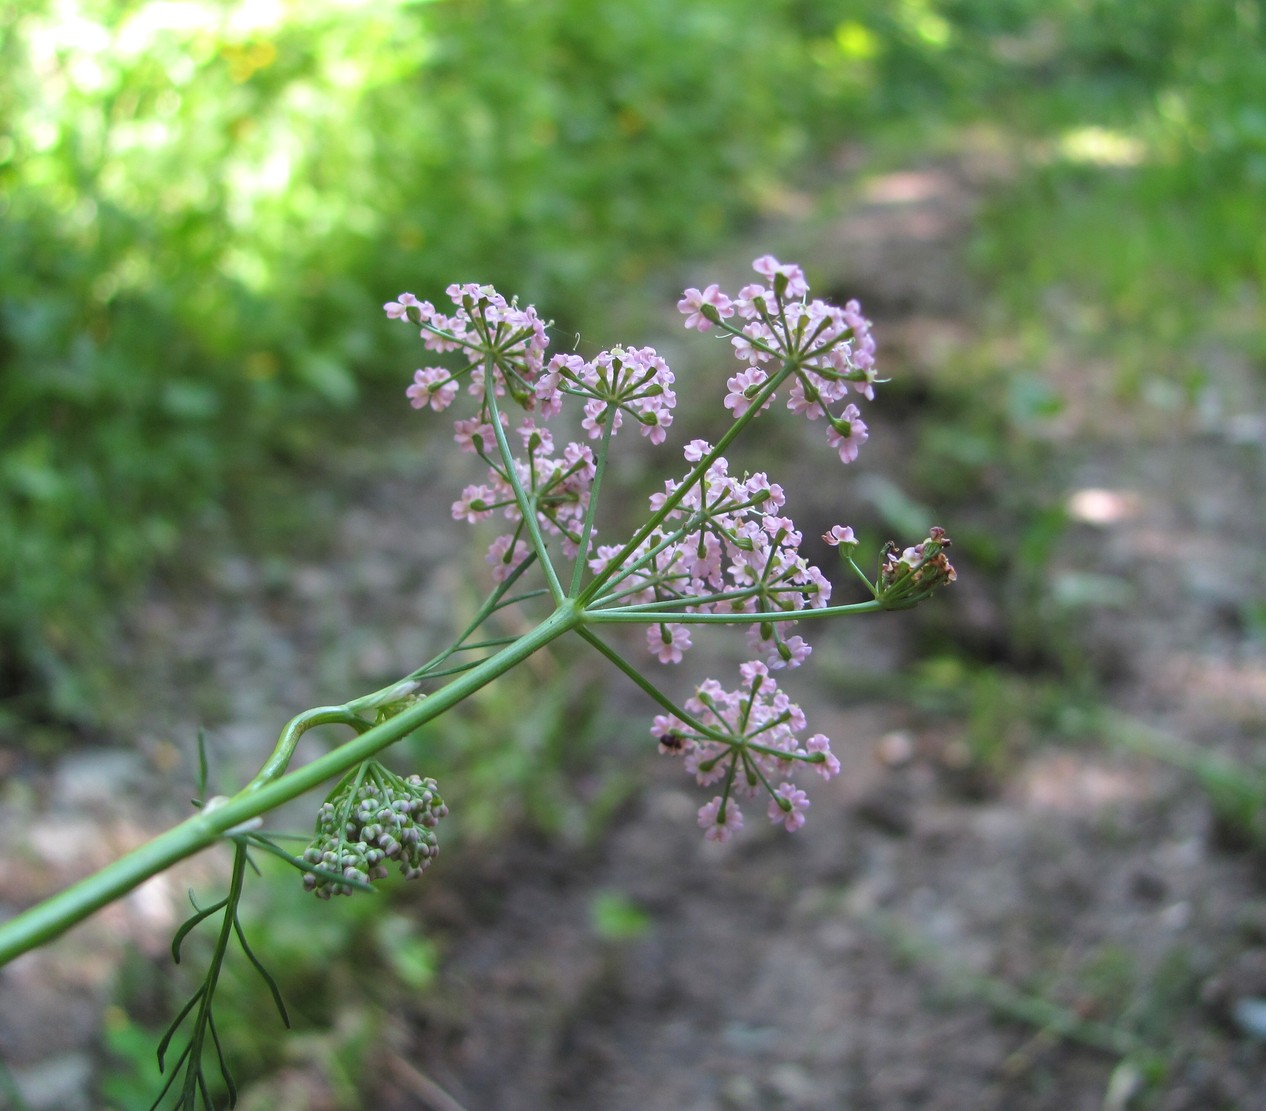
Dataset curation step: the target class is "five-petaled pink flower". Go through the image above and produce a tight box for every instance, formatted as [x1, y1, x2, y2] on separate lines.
[698, 796, 744, 842]
[677, 283, 734, 331]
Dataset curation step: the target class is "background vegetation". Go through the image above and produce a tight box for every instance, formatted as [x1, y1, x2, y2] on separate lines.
[3, 0, 1260, 726]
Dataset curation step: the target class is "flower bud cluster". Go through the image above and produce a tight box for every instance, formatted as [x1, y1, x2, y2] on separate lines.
[651, 661, 841, 841]
[678, 255, 878, 464]
[302, 765, 448, 898]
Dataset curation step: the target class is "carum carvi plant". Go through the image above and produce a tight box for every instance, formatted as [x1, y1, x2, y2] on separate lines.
[0, 255, 955, 1108]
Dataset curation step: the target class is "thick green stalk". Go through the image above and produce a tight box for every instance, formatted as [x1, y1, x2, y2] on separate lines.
[0, 600, 583, 966]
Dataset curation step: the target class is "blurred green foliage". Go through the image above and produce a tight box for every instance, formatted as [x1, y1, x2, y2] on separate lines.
[955, 2, 1265, 378]
[0, 0, 852, 724]
[833, 0, 1264, 698]
[2, 0, 1261, 734]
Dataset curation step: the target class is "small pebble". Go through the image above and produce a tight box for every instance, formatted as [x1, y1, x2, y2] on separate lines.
[1232, 997, 1266, 1041]
[876, 730, 915, 767]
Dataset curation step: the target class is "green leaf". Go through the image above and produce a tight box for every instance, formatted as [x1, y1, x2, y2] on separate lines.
[206, 1011, 236, 1108]
[233, 916, 291, 1028]
[589, 891, 652, 941]
[171, 897, 228, 964]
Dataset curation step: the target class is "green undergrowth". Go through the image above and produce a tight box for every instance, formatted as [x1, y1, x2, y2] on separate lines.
[0, 0, 857, 727]
[6, 0, 1260, 734]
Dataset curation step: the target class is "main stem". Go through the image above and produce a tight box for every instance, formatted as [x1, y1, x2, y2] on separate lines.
[0, 600, 583, 966]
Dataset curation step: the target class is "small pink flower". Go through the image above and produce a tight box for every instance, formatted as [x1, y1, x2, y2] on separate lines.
[678, 284, 734, 331]
[452, 417, 500, 454]
[730, 321, 772, 364]
[724, 368, 768, 419]
[452, 484, 497, 523]
[806, 734, 840, 779]
[685, 745, 730, 787]
[384, 292, 420, 320]
[751, 255, 809, 299]
[561, 441, 597, 482]
[698, 797, 744, 842]
[825, 405, 869, 464]
[486, 535, 529, 583]
[648, 622, 692, 664]
[822, 525, 857, 547]
[778, 635, 812, 669]
[581, 398, 621, 438]
[406, 367, 458, 412]
[768, 783, 810, 831]
[745, 627, 811, 670]
[651, 714, 691, 755]
[641, 410, 671, 445]
[785, 381, 826, 420]
[738, 659, 771, 687]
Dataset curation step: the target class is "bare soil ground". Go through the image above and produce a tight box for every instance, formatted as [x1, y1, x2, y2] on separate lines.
[2, 151, 1265, 1111]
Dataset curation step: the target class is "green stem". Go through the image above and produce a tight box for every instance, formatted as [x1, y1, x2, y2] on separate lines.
[585, 509, 708, 603]
[574, 626, 713, 739]
[844, 555, 880, 598]
[242, 708, 372, 794]
[405, 553, 541, 683]
[180, 842, 247, 1104]
[0, 601, 583, 966]
[568, 414, 617, 599]
[484, 369, 564, 603]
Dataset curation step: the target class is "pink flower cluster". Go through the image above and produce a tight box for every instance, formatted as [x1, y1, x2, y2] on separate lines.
[387, 258, 897, 840]
[387, 285, 551, 414]
[540, 346, 676, 445]
[652, 661, 841, 841]
[589, 438, 832, 671]
[678, 255, 878, 464]
[387, 285, 681, 577]
[451, 417, 598, 580]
